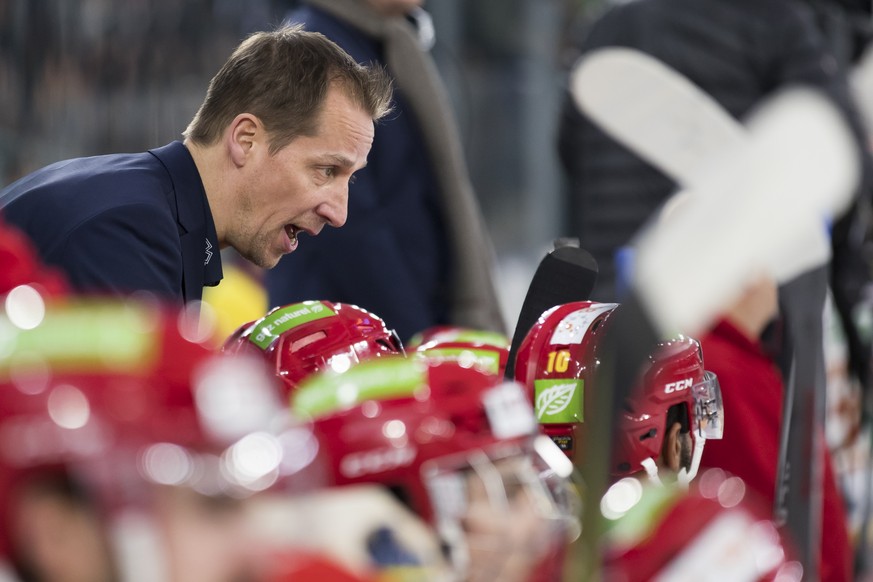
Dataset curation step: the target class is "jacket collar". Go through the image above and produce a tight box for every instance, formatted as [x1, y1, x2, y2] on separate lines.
[149, 141, 223, 301]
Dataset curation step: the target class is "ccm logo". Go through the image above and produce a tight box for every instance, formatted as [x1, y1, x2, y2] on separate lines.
[664, 378, 693, 393]
[340, 446, 417, 479]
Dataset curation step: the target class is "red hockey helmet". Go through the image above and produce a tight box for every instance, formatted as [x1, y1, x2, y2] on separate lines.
[408, 326, 510, 377]
[0, 214, 68, 298]
[601, 468, 802, 582]
[222, 301, 404, 398]
[0, 299, 319, 577]
[514, 301, 723, 482]
[291, 356, 580, 581]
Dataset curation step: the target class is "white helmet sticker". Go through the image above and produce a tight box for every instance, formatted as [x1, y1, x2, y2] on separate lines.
[483, 382, 537, 439]
[549, 303, 618, 345]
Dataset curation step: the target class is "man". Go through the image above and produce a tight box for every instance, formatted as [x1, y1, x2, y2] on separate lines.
[285, 356, 579, 582]
[269, 0, 507, 341]
[697, 275, 853, 581]
[513, 301, 806, 580]
[0, 25, 393, 305]
[514, 301, 724, 485]
[557, 0, 872, 307]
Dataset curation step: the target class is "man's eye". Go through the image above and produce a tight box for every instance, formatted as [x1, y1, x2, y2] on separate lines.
[323, 167, 335, 177]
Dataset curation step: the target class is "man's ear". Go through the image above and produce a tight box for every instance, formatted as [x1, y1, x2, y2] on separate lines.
[227, 114, 261, 168]
[662, 421, 683, 472]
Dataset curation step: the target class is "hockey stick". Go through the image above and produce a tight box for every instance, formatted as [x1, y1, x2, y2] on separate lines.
[503, 239, 598, 381]
[849, 42, 873, 135]
[845, 45, 873, 576]
[569, 46, 746, 192]
[571, 47, 855, 329]
[570, 48, 847, 289]
[569, 47, 860, 579]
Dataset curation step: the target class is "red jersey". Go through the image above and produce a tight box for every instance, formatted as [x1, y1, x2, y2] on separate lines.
[699, 319, 852, 582]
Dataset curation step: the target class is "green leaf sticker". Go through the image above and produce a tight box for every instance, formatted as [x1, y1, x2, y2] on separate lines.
[534, 379, 583, 424]
[293, 357, 427, 419]
[247, 301, 336, 350]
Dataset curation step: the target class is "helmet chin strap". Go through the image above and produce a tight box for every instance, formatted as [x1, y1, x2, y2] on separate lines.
[640, 431, 707, 489]
[109, 510, 171, 582]
[677, 432, 706, 489]
[640, 457, 663, 486]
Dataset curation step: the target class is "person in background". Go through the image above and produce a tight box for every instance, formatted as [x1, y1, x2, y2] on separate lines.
[269, 0, 506, 342]
[697, 274, 854, 582]
[0, 25, 392, 307]
[556, 0, 873, 309]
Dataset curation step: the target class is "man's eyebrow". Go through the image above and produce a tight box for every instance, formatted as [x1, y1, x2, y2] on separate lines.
[322, 154, 366, 170]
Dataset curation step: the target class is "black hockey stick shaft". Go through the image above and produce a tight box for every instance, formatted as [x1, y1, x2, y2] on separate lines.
[566, 291, 661, 581]
[503, 242, 598, 380]
[774, 266, 828, 579]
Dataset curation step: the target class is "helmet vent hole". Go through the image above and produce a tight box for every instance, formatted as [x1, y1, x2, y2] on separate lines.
[290, 331, 327, 352]
[639, 428, 657, 441]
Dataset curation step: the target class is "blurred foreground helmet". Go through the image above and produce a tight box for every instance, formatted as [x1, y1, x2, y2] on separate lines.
[601, 468, 802, 582]
[515, 301, 724, 484]
[223, 300, 404, 397]
[291, 356, 581, 582]
[0, 215, 68, 298]
[408, 326, 510, 377]
[0, 299, 322, 582]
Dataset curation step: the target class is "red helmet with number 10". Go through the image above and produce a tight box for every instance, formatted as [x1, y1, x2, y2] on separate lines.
[514, 301, 723, 483]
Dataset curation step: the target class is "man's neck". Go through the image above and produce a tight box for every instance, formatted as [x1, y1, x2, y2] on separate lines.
[183, 140, 229, 247]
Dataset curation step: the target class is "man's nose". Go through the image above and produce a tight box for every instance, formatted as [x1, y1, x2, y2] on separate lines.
[319, 185, 348, 228]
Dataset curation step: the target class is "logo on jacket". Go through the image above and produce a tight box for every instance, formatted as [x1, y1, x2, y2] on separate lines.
[204, 239, 213, 265]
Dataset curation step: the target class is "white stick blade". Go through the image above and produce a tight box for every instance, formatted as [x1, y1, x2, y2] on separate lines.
[570, 47, 747, 189]
[634, 87, 860, 335]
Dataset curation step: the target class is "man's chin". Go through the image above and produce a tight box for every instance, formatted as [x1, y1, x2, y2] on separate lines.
[261, 255, 284, 269]
[242, 250, 284, 270]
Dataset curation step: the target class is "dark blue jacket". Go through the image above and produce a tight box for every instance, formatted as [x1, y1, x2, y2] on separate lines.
[0, 141, 222, 303]
[265, 6, 449, 342]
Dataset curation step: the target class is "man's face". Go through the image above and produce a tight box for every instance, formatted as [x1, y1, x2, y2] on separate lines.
[452, 456, 563, 582]
[10, 483, 115, 582]
[156, 486, 256, 582]
[229, 85, 374, 269]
